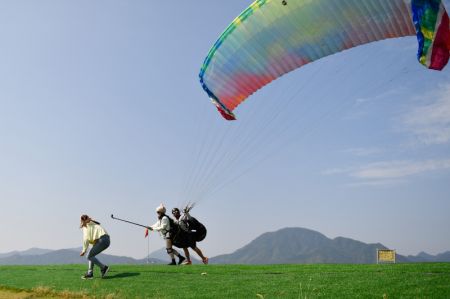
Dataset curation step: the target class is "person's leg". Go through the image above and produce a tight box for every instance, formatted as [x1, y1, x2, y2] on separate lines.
[182, 248, 191, 264]
[169, 238, 186, 264]
[173, 248, 185, 265]
[193, 247, 205, 260]
[193, 246, 208, 264]
[165, 239, 176, 265]
[182, 248, 190, 260]
[166, 239, 186, 265]
[87, 235, 110, 274]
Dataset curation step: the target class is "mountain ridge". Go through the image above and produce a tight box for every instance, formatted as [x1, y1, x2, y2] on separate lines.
[209, 227, 448, 264]
[1, 227, 449, 265]
[0, 248, 165, 265]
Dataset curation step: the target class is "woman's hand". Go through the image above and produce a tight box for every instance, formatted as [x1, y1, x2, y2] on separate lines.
[80, 251, 85, 256]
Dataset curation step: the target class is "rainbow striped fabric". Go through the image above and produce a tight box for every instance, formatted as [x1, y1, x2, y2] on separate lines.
[199, 0, 449, 120]
[412, 0, 450, 70]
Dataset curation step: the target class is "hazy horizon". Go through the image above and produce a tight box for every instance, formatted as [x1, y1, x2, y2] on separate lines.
[1, 225, 449, 260]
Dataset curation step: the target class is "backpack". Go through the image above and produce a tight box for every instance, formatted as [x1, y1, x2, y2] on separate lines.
[187, 216, 207, 242]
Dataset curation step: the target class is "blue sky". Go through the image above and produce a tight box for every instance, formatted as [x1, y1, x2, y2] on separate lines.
[0, 1, 449, 259]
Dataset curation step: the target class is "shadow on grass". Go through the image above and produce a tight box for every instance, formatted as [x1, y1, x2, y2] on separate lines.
[104, 272, 140, 279]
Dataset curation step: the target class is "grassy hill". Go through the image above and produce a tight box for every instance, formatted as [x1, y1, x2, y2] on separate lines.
[0, 263, 449, 298]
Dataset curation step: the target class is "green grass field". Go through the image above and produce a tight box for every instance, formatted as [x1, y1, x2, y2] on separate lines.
[0, 263, 449, 298]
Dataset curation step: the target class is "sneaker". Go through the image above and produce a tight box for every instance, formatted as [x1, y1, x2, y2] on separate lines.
[202, 257, 209, 265]
[182, 260, 192, 265]
[178, 256, 186, 265]
[168, 261, 177, 265]
[81, 272, 94, 280]
[101, 265, 109, 278]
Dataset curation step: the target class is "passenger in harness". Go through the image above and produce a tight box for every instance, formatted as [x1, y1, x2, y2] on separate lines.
[148, 204, 186, 265]
[172, 205, 208, 265]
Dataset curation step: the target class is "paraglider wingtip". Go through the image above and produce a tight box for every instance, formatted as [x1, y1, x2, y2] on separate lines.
[217, 106, 236, 120]
[210, 97, 236, 120]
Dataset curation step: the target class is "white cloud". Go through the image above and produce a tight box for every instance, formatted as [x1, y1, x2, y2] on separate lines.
[347, 86, 408, 120]
[354, 88, 401, 106]
[351, 159, 450, 179]
[402, 83, 450, 145]
[342, 147, 384, 157]
[321, 167, 352, 175]
[323, 159, 450, 185]
[345, 178, 407, 188]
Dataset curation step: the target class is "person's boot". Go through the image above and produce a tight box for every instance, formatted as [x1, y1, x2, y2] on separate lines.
[182, 260, 192, 265]
[101, 265, 110, 278]
[81, 271, 94, 280]
[202, 257, 209, 265]
[168, 259, 176, 265]
[178, 256, 186, 265]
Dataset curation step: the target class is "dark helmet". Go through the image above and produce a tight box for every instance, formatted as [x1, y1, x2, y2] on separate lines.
[172, 208, 180, 215]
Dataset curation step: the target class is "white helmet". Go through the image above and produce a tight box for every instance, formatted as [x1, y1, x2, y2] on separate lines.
[156, 203, 166, 214]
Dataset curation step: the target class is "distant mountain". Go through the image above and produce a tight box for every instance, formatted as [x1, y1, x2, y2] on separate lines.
[407, 251, 450, 262]
[1, 228, 449, 265]
[0, 247, 53, 259]
[148, 247, 170, 261]
[210, 227, 409, 264]
[0, 248, 165, 265]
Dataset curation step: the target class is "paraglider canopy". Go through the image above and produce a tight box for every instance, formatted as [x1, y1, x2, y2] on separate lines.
[199, 0, 450, 120]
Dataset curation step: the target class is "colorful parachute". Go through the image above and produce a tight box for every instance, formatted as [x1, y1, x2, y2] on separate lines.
[412, 0, 450, 69]
[199, 0, 450, 120]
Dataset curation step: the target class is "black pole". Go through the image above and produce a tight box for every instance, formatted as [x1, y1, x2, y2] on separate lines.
[110, 214, 150, 229]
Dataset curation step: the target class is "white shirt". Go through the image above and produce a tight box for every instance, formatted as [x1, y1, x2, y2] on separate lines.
[81, 222, 108, 253]
[151, 215, 170, 238]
